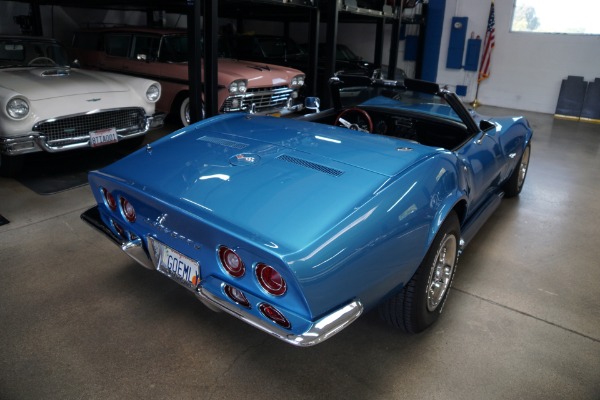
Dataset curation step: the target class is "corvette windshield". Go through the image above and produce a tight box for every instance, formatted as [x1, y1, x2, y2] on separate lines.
[338, 79, 461, 121]
[0, 39, 69, 68]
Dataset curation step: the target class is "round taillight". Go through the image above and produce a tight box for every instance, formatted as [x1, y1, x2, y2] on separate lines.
[259, 303, 291, 329]
[120, 197, 136, 223]
[219, 246, 245, 277]
[224, 285, 250, 308]
[101, 187, 117, 211]
[110, 219, 126, 239]
[256, 263, 286, 296]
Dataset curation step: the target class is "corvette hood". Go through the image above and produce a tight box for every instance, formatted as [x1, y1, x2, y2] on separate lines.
[0, 67, 130, 100]
[98, 114, 437, 251]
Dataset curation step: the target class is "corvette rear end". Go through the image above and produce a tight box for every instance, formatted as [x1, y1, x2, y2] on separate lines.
[82, 113, 442, 346]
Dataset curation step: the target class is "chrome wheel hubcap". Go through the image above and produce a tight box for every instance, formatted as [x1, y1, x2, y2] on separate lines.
[518, 146, 530, 189]
[426, 234, 457, 312]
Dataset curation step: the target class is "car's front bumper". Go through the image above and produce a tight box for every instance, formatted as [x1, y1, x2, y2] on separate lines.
[0, 110, 165, 156]
[81, 205, 364, 347]
[220, 87, 302, 114]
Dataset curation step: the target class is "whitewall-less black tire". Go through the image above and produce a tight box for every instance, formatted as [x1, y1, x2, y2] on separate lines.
[379, 211, 460, 333]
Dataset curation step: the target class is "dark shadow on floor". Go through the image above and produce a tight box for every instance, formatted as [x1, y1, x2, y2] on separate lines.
[14, 143, 141, 195]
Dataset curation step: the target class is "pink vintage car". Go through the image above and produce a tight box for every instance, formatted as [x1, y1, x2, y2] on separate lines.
[71, 27, 306, 126]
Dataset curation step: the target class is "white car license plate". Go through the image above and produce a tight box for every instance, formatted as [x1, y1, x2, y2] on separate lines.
[89, 127, 118, 147]
[149, 238, 201, 290]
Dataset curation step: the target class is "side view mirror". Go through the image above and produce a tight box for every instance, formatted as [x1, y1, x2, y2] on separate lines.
[305, 97, 320, 113]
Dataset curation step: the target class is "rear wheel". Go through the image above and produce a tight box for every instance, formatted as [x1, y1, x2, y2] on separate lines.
[379, 211, 460, 333]
[504, 143, 531, 197]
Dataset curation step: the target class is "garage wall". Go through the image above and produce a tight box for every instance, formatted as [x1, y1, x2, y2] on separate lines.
[435, 0, 600, 114]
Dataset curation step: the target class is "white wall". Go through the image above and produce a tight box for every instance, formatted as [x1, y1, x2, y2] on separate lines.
[437, 0, 600, 114]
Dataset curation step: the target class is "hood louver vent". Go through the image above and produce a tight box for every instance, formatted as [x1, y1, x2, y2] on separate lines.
[277, 154, 344, 177]
[41, 68, 70, 77]
[199, 136, 248, 149]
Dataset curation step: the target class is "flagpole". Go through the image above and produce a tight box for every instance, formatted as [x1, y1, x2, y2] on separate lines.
[471, 81, 481, 108]
[471, 0, 495, 108]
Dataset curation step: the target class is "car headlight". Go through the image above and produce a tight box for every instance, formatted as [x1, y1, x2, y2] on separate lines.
[146, 84, 161, 102]
[6, 97, 30, 119]
[291, 74, 305, 88]
[229, 79, 247, 94]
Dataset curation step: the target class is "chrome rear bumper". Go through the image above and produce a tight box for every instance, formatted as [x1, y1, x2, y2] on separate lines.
[81, 206, 363, 347]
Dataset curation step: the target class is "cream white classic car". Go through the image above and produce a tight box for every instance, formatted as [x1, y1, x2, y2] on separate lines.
[0, 35, 165, 176]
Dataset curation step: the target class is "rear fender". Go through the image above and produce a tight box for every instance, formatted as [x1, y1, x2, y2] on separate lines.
[428, 191, 468, 251]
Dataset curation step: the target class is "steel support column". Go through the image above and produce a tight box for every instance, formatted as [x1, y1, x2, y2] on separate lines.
[387, 6, 402, 80]
[203, 0, 218, 118]
[323, 0, 339, 108]
[187, 1, 203, 124]
[374, 18, 384, 72]
[306, 4, 320, 97]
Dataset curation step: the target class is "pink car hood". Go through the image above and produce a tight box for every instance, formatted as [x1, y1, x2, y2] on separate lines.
[216, 58, 302, 88]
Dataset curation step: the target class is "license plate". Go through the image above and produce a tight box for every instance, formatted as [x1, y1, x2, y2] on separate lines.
[148, 238, 201, 290]
[89, 127, 118, 147]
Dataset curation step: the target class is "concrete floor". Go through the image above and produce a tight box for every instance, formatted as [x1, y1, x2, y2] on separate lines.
[1, 107, 599, 399]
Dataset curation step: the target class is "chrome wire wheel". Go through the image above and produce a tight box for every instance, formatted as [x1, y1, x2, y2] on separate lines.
[426, 233, 457, 312]
[517, 145, 531, 190]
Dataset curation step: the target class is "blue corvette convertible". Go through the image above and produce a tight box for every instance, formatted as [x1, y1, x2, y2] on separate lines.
[82, 75, 532, 346]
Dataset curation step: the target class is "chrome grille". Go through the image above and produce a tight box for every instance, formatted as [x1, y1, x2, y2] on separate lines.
[221, 86, 293, 113]
[33, 108, 147, 146]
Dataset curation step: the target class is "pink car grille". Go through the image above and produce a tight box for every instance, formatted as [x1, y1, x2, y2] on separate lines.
[221, 85, 293, 112]
[33, 108, 147, 146]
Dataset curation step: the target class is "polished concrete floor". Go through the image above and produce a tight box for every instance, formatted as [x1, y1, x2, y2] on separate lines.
[1, 107, 599, 399]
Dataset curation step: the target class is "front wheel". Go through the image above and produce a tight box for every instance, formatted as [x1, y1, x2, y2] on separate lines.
[179, 97, 191, 127]
[379, 211, 460, 333]
[177, 96, 206, 127]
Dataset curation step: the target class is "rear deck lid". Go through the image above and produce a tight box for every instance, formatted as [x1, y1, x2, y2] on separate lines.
[98, 114, 437, 251]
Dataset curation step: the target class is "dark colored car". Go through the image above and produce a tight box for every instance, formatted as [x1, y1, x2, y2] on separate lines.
[222, 34, 391, 82]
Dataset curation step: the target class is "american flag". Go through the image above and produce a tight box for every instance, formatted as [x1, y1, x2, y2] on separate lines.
[478, 1, 495, 82]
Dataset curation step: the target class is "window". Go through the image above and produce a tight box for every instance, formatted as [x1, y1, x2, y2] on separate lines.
[511, 0, 600, 35]
[105, 34, 131, 57]
[132, 35, 159, 60]
[159, 35, 187, 63]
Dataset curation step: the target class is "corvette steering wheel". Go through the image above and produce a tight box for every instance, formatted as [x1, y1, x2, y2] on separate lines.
[334, 108, 374, 133]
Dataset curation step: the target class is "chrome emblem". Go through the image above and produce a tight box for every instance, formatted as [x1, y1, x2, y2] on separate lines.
[229, 153, 261, 166]
[146, 215, 202, 250]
